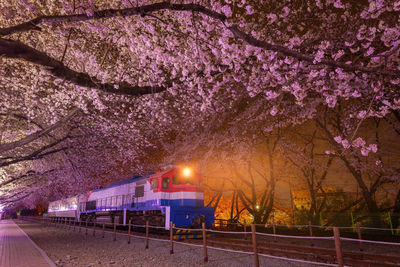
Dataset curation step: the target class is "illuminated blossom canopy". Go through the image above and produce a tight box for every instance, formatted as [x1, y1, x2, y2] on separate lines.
[0, 0, 399, 208]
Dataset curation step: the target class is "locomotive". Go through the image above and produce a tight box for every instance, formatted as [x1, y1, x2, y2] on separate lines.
[47, 166, 215, 229]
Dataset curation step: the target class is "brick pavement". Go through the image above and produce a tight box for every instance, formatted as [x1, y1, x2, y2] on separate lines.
[0, 220, 55, 267]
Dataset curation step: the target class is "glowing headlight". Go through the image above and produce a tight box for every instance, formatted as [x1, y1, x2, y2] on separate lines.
[182, 167, 192, 178]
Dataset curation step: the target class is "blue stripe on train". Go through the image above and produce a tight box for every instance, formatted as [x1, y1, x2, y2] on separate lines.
[81, 198, 215, 227]
[83, 198, 204, 212]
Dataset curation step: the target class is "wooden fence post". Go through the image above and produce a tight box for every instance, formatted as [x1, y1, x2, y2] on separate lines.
[309, 220, 313, 236]
[85, 219, 88, 235]
[272, 222, 277, 242]
[102, 223, 105, 238]
[202, 222, 208, 262]
[170, 221, 174, 254]
[93, 219, 96, 236]
[128, 219, 131, 244]
[333, 227, 343, 267]
[113, 220, 117, 241]
[251, 224, 259, 267]
[145, 220, 149, 249]
[243, 219, 247, 240]
[78, 219, 81, 233]
[356, 222, 363, 251]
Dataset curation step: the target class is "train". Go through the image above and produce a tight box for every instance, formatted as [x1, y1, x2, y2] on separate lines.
[47, 166, 215, 229]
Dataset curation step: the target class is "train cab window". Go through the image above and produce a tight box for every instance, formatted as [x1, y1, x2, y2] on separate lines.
[172, 175, 181, 185]
[151, 179, 158, 190]
[162, 177, 170, 189]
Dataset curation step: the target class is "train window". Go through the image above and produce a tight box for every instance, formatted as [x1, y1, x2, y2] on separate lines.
[86, 201, 96, 211]
[172, 175, 181, 185]
[151, 179, 158, 189]
[135, 186, 144, 197]
[162, 177, 170, 189]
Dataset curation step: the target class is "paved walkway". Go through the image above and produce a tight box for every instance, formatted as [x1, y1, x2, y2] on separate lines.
[0, 220, 55, 267]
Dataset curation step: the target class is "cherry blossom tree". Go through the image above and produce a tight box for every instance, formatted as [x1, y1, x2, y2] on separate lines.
[0, 0, 399, 210]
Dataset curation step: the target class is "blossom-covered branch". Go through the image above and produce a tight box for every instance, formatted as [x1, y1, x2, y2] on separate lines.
[1, 2, 398, 77]
[0, 108, 78, 154]
[0, 38, 168, 96]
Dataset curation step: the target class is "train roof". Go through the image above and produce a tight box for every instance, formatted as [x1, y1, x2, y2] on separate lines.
[149, 168, 175, 177]
[92, 172, 155, 192]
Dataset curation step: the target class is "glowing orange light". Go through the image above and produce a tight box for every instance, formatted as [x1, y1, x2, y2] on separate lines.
[182, 167, 192, 178]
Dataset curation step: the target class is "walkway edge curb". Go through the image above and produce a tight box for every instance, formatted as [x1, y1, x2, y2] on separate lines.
[13, 220, 57, 267]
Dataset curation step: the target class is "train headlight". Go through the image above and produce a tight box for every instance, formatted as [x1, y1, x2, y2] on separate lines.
[182, 167, 192, 178]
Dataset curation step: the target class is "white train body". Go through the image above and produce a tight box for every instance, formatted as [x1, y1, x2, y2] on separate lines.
[47, 168, 215, 229]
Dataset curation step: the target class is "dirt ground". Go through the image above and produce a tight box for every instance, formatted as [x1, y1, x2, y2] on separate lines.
[16, 220, 318, 267]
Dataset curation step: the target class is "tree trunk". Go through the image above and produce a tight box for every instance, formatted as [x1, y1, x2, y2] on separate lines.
[392, 190, 400, 230]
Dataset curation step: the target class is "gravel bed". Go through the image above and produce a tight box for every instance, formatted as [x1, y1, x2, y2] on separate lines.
[15, 220, 321, 267]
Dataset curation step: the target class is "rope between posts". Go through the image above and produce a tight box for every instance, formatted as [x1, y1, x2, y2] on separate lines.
[104, 229, 170, 243]
[147, 225, 167, 229]
[206, 229, 247, 234]
[173, 227, 203, 232]
[252, 223, 310, 228]
[40, 217, 397, 232]
[255, 232, 334, 240]
[359, 226, 396, 231]
[340, 237, 400, 246]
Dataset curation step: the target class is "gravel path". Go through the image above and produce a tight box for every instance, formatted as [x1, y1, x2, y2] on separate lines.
[15, 220, 323, 267]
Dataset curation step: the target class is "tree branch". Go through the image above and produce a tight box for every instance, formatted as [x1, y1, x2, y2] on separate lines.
[1, 2, 398, 76]
[0, 169, 55, 188]
[0, 39, 169, 96]
[0, 108, 78, 154]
